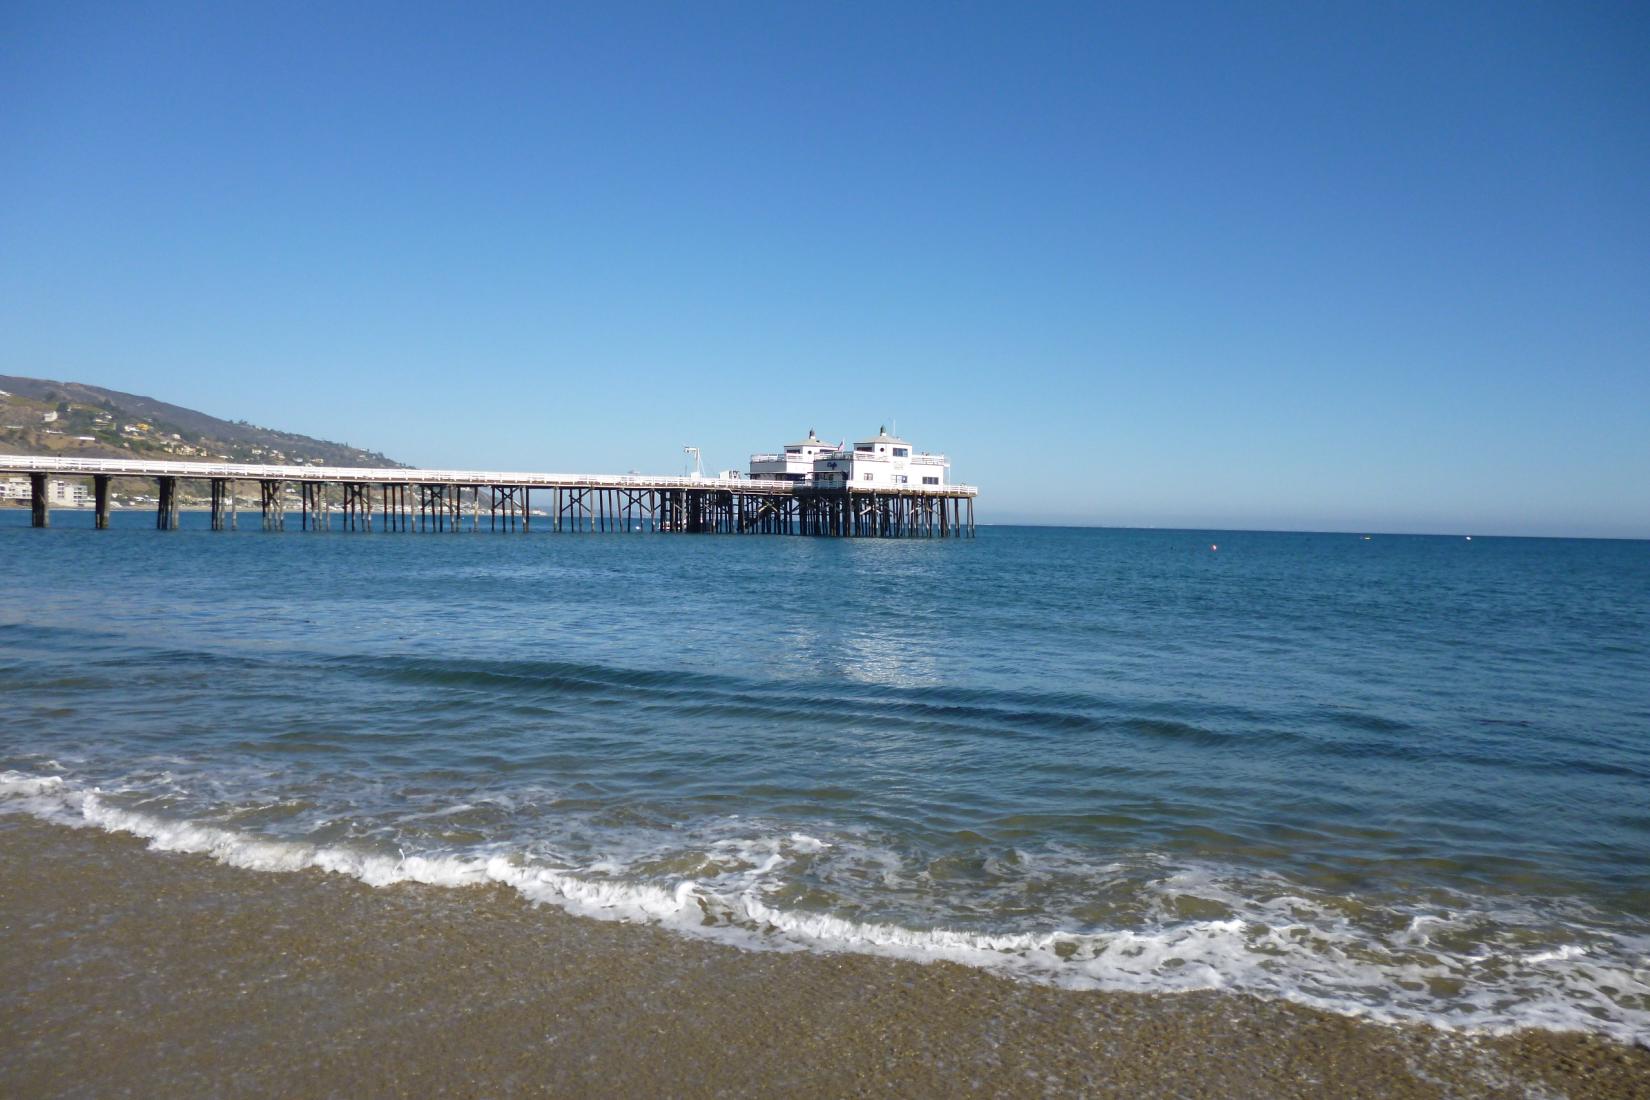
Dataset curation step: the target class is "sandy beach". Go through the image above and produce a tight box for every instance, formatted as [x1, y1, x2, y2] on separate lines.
[3, 816, 1644, 1098]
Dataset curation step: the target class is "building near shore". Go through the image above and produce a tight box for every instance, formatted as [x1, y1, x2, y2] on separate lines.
[0, 478, 93, 506]
[0, 478, 92, 511]
[48, 479, 91, 507]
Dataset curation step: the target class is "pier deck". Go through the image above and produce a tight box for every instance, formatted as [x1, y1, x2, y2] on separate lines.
[1, 456, 976, 538]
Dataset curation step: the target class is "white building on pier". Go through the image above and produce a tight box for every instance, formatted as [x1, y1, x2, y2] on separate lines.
[749, 427, 949, 489]
[748, 429, 840, 482]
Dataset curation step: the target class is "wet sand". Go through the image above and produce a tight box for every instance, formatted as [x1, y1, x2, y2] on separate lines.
[2, 817, 1645, 1098]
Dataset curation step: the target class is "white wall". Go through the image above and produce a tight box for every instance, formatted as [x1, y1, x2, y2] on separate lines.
[750, 443, 837, 480]
[813, 448, 948, 488]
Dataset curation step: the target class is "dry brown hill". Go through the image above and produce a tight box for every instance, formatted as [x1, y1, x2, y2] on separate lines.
[0, 375, 403, 468]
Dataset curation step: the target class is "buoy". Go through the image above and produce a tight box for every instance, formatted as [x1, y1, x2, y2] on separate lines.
[1211, 544, 1218, 551]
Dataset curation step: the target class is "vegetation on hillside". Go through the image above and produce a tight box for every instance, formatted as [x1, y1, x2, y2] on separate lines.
[0, 375, 402, 468]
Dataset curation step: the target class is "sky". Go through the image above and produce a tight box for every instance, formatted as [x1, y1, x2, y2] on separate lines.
[2, 3, 1647, 537]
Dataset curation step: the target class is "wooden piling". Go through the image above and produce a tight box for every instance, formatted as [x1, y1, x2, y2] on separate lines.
[156, 476, 179, 530]
[259, 480, 283, 531]
[29, 473, 48, 528]
[210, 478, 228, 531]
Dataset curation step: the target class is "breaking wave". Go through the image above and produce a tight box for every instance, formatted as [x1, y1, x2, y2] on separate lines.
[5, 769, 1647, 1045]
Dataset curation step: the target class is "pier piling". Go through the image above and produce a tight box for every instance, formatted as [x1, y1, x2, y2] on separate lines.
[29, 473, 48, 527]
[156, 477, 180, 530]
[259, 480, 284, 531]
[93, 475, 110, 529]
[209, 479, 228, 531]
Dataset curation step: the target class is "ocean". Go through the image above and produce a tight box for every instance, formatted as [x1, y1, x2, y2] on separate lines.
[3, 510, 1647, 1045]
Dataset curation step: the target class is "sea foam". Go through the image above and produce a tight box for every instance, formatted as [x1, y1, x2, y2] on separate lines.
[4, 769, 1647, 1046]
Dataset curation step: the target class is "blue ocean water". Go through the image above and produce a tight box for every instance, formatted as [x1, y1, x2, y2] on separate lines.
[3, 509, 1648, 1039]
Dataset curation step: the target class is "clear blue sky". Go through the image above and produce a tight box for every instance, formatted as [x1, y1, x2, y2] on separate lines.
[3, 3, 1646, 536]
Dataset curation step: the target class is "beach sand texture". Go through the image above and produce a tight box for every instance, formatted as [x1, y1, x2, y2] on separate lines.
[4, 818, 1646, 1099]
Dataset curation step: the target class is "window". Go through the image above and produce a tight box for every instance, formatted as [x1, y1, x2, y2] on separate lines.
[856, 445, 874, 453]
[863, 473, 874, 481]
[896, 475, 908, 485]
[893, 447, 909, 458]
[922, 476, 939, 485]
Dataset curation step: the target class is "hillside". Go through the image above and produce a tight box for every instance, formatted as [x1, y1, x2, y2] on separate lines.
[0, 375, 403, 468]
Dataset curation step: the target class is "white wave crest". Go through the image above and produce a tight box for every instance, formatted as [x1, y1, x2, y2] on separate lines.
[3, 770, 1647, 1045]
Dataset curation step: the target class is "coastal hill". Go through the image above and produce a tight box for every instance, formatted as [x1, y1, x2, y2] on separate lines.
[0, 374, 403, 468]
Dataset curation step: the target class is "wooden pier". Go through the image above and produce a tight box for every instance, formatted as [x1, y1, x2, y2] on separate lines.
[1, 457, 977, 538]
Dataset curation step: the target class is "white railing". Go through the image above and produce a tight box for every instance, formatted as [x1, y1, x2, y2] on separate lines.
[748, 452, 834, 464]
[753, 449, 947, 465]
[817, 449, 947, 464]
[0, 454, 977, 495]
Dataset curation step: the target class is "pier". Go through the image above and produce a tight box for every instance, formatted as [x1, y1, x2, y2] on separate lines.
[1, 456, 976, 538]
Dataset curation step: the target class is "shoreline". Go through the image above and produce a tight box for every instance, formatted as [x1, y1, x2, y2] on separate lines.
[3, 815, 1645, 1098]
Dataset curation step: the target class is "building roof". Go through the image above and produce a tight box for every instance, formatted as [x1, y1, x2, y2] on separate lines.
[855, 426, 909, 446]
[786, 428, 833, 449]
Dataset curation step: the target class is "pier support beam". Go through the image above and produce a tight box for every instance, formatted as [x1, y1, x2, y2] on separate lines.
[783, 489, 972, 539]
[300, 482, 330, 531]
[93, 475, 111, 529]
[380, 483, 410, 532]
[209, 479, 229, 531]
[416, 484, 451, 532]
[489, 485, 527, 532]
[341, 483, 370, 532]
[381, 483, 407, 532]
[259, 480, 284, 531]
[156, 477, 179, 530]
[29, 473, 48, 527]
